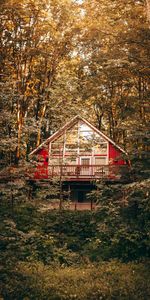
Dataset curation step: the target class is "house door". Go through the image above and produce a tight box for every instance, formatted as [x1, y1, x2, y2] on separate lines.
[80, 157, 91, 176]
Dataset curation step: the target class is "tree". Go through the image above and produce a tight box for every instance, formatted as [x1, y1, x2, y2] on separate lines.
[0, 0, 81, 162]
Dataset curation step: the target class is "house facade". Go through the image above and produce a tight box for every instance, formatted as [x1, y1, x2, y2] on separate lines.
[30, 115, 129, 206]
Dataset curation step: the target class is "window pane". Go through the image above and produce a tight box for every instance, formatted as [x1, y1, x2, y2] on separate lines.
[51, 143, 63, 149]
[55, 135, 64, 143]
[80, 149, 92, 155]
[51, 142, 63, 155]
[81, 158, 90, 165]
[80, 132, 94, 143]
[94, 143, 107, 154]
[94, 133, 105, 142]
[66, 129, 78, 143]
[65, 144, 78, 149]
[65, 150, 77, 156]
[64, 157, 77, 164]
[49, 157, 60, 164]
[95, 157, 107, 165]
[79, 122, 92, 132]
[65, 143, 78, 156]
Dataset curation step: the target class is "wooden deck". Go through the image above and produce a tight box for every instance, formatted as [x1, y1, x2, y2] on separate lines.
[33, 164, 129, 182]
[0, 165, 130, 183]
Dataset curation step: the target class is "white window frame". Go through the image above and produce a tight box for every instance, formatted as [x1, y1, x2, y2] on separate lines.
[94, 156, 107, 165]
[80, 157, 92, 165]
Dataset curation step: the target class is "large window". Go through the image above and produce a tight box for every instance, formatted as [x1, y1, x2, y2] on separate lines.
[50, 121, 108, 162]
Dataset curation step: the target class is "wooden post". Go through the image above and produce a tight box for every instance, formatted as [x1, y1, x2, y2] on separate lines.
[102, 166, 103, 179]
[28, 186, 32, 201]
[59, 184, 63, 210]
[75, 201, 77, 211]
[68, 184, 71, 201]
[59, 165, 62, 210]
[90, 198, 93, 211]
[68, 184, 71, 210]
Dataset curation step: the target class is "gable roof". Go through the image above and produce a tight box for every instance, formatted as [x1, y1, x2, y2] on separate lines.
[29, 115, 127, 156]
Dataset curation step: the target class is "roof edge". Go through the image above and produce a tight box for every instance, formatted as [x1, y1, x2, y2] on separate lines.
[29, 115, 79, 156]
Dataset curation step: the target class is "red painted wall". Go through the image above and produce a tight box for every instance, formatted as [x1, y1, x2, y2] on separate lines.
[109, 143, 126, 165]
[34, 148, 48, 179]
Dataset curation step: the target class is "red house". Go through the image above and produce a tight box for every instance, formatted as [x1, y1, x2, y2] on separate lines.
[29, 115, 129, 207]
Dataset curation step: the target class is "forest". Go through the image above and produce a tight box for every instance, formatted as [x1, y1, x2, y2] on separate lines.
[0, 0, 150, 299]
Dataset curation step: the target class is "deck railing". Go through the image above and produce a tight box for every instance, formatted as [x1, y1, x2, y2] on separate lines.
[0, 164, 130, 182]
[34, 164, 129, 181]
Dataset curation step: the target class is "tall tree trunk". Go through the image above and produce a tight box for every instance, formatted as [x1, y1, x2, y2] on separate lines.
[37, 105, 46, 146]
[16, 108, 23, 161]
[146, 0, 150, 22]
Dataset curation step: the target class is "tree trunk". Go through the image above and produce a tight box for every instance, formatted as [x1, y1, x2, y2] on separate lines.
[37, 105, 46, 146]
[146, 0, 150, 22]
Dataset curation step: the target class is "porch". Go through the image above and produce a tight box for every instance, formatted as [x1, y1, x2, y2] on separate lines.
[34, 164, 129, 181]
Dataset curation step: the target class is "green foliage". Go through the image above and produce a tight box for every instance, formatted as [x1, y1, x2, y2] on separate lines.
[0, 260, 150, 300]
[0, 205, 96, 266]
[32, 180, 60, 202]
[0, 182, 150, 298]
[0, 190, 149, 268]
[85, 180, 150, 261]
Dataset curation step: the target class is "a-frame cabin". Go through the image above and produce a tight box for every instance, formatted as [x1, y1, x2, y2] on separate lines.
[29, 115, 130, 206]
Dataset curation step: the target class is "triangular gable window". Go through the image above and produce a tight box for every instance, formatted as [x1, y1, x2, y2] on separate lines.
[49, 120, 108, 165]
